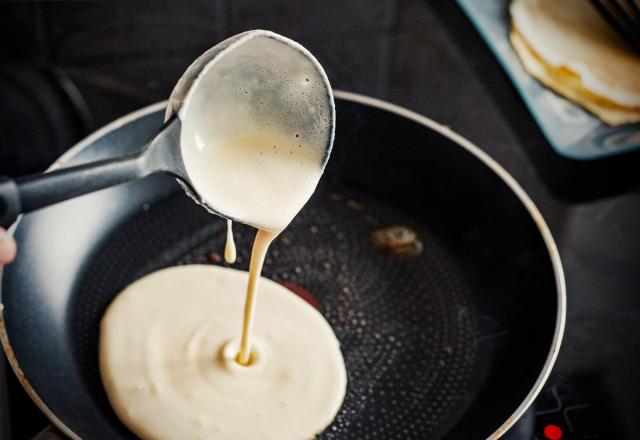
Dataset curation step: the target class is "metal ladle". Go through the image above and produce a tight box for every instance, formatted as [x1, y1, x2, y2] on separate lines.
[0, 30, 335, 229]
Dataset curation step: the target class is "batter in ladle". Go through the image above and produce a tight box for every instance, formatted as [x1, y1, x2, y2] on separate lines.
[100, 265, 346, 440]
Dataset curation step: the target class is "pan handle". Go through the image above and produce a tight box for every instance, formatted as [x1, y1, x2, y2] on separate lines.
[32, 425, 65, 440]
[0, 153, 147, 229]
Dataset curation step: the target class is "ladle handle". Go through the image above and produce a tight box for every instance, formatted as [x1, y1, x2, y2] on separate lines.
[33, 425, 65, 440]
[0, 153, 146, 229]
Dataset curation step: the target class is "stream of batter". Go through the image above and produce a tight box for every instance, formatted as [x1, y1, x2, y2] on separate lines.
[224, 220, 236, 265]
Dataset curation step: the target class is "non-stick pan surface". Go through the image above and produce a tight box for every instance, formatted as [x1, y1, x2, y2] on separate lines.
[0, 92, 564, 439]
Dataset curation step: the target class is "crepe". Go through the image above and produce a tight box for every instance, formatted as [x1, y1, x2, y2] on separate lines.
[510, 0, 640, 125]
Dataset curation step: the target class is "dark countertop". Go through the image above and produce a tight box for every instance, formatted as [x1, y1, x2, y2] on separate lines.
[1, 1, 639, 438]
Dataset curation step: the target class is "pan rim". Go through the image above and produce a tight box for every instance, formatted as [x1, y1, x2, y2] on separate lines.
[0, 91, 566, 440]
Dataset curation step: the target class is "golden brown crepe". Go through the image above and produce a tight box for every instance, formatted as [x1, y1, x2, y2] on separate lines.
[510, 0, 640, 126]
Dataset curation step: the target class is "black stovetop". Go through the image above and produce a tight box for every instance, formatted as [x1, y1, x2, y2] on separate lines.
[1, 2, 639, 439]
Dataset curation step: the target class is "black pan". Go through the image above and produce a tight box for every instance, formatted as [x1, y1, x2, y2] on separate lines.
[0, 92, 565, 439]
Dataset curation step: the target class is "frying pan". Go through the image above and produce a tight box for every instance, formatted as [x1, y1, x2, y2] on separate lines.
[0, 91, 565, 439]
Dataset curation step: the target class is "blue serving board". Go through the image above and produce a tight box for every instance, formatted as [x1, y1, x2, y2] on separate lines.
[457, 0, 640, 160]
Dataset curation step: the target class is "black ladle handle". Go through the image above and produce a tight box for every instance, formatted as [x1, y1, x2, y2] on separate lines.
[0, 153, 146, 229]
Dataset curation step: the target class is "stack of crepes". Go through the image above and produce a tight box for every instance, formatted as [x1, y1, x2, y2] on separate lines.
[510, 0, 640, 125]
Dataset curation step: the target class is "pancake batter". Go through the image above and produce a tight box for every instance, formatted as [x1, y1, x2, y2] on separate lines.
[100, 265, 347, 440]
[100, 31, 343, 440]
